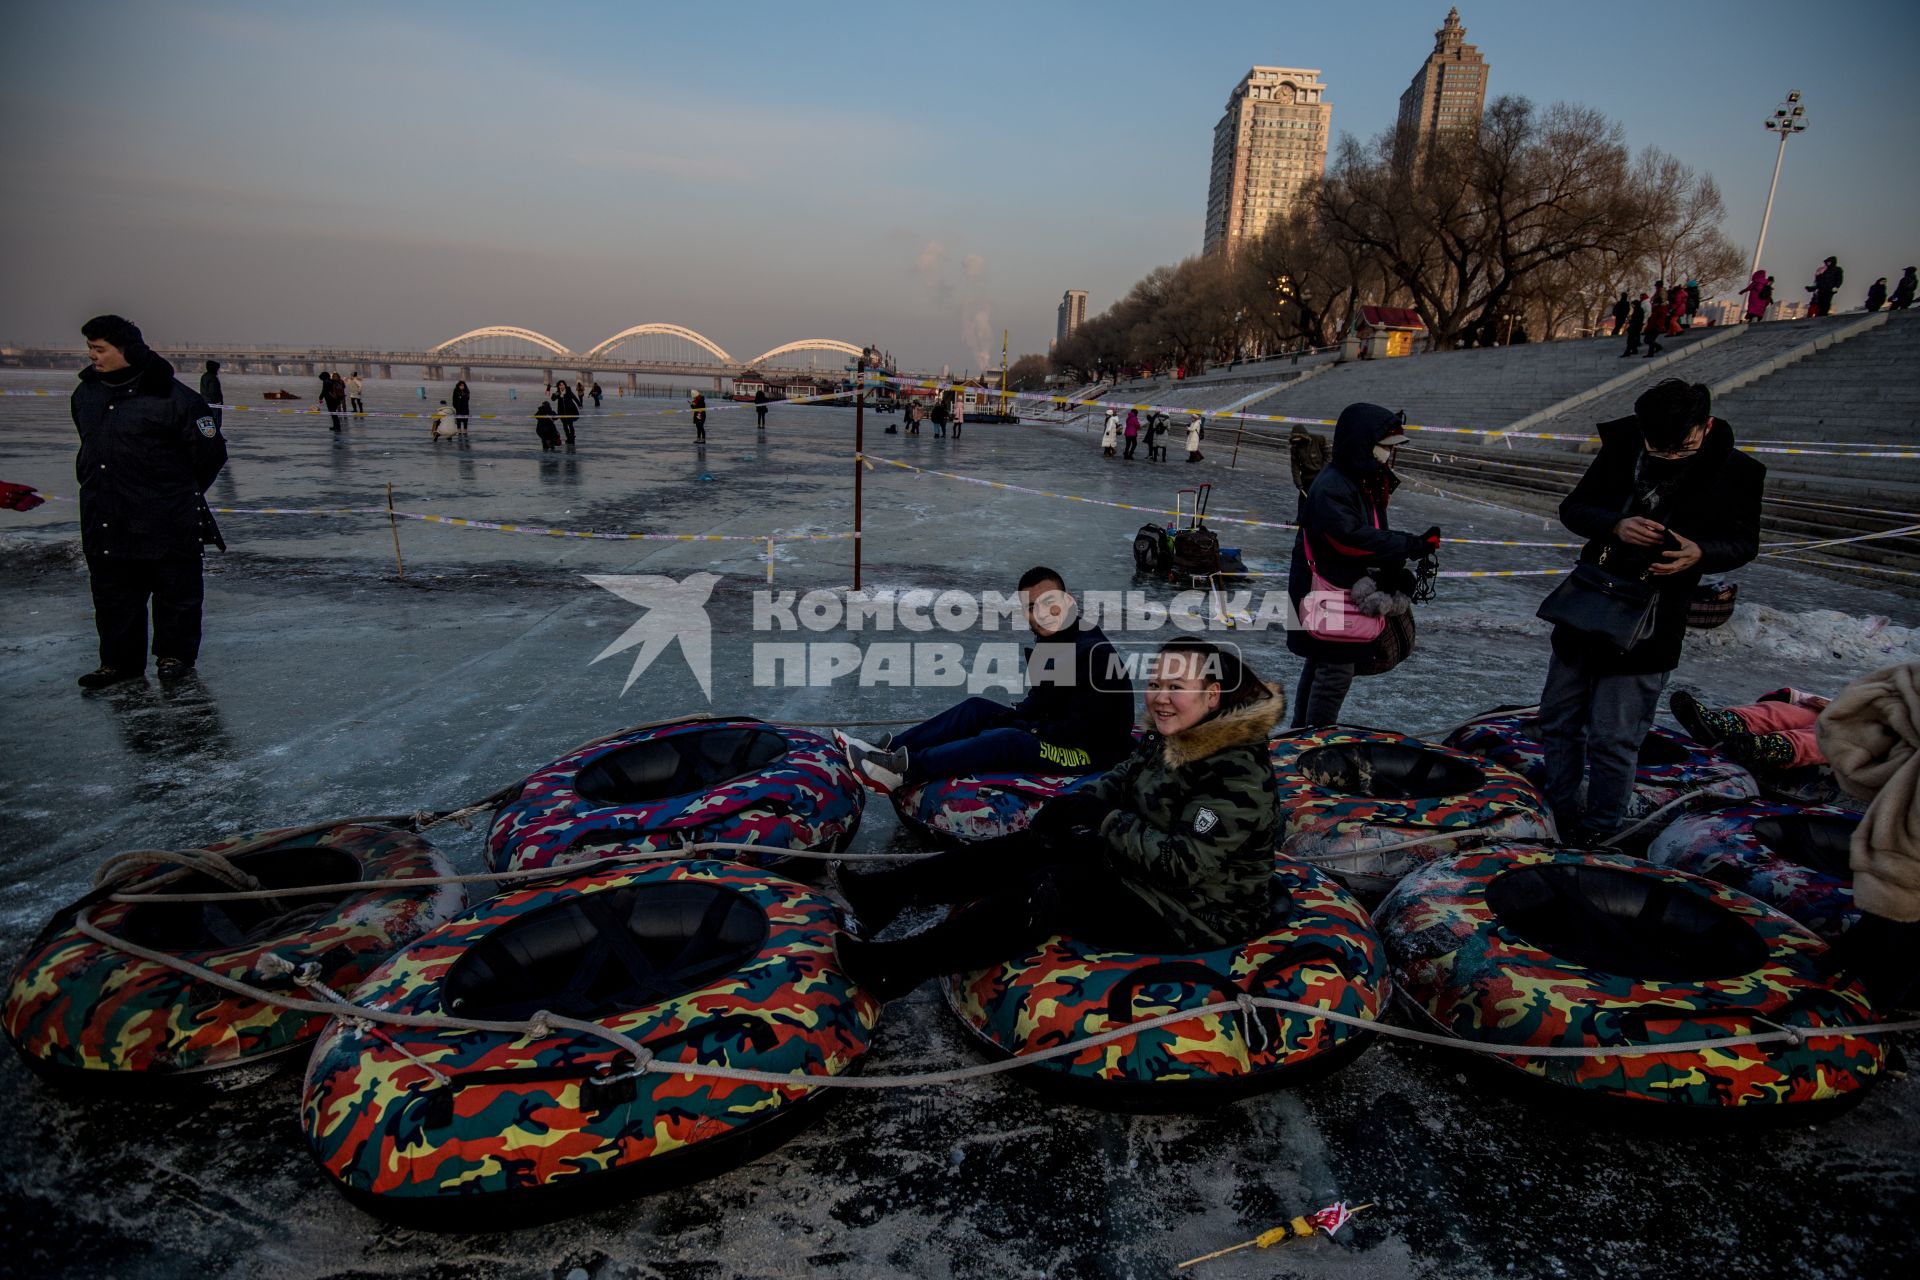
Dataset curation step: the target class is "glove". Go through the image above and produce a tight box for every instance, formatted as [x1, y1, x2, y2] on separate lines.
[1030, 788, 1109, 836]
[1419, 526, 1442, 552]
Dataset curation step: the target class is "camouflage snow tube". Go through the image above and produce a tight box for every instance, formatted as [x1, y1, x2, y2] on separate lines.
[4, 823, 465, 1090]
[301, 859, 878, 1226]
[487, 716, 864, 874]
[1377, 844, 1884, 1108]
[1444, 710, 1756, 822]
[943, 861, 1387, 1109]
[1646, 801, 1861, 941]
[1270, 726, 1555, 894]
[893, 771, 1100, 844]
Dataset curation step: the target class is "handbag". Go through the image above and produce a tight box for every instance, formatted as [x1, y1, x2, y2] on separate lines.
[1536, 456, 1668, 649]
[1299, 510, 1388, 644]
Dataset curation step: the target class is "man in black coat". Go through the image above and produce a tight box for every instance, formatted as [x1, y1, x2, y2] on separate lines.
[199, 360, 223, 431]
[1807, 256, 1844, 318]
[839, 566, 1135, 791]
[1620, 294, 1647, 356]
[1286, 402, 1440, 727]
[1609, 293, 1630, 336]
[71, 315, 228, 689]
[1537, 379, 1764, 838]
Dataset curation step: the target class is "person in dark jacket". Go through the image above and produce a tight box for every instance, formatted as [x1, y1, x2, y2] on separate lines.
[533, 399, 561, 450]
[1807, 256, 1843, 317]
[840, 566, 1135, 791]
[199, 360, 224, 432]
[1620, 295, 1647, 356]
[71, 315, 227, 688]
[590, 381, 603, 408]
[1287, 403, 1439, 728]
[833, 639, 1284, 1001]
[555, 381, 580, 443]
[754, 387, 769, 430]
[688, 389, 708, 442]
[1537, 378, 1764, 839]
[321, 371, 347, 431]
[1865, 277, 1889, 313]
[1609, 293, 1631, 336]
[451, 379, 472, 433]
[1891, 268, 1917, 311]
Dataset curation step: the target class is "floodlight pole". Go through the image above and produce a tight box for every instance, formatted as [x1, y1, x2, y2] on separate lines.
[1751, 92, 1808, 278]
[853, 359, 865, 591]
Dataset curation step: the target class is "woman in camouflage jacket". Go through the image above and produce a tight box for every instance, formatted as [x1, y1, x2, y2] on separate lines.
[836, 639, 1284, 1002]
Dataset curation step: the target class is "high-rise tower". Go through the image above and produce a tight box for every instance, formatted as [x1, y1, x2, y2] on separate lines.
[1395, 8, 1488, 161]
[1202, 66, 1331, 257]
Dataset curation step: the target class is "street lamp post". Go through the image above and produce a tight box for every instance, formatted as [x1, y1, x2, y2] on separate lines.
[1751, 91, 1808, 277]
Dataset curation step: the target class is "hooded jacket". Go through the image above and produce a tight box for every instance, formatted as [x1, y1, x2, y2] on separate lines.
[1288, 403, 1427, 662]
[1081, 685, 1286, 948]
[72, 349, 226, 560]
[1007, 617, 1135, 769]
[1551, 415, 1763, 674]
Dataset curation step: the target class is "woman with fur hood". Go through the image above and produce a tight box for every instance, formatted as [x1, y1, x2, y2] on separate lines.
[834, 639, 1284, 1002]
[1287, 402, 1440, 728]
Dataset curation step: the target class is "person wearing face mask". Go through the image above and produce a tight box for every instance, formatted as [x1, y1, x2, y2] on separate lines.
[838, 566, 1134, 792]
[1287, 402, 1439, 728]
[1536, 378, 1764, 840]
[833, 639, 1284, 1002]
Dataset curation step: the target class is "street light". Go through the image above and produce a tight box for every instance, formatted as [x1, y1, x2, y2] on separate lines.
[1751, 91, 1808, 277]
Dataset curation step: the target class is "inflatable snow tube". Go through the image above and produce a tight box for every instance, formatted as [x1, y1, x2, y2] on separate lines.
[301, 859, 878, 1227]
[4, 823, 465, 1091]
[1270, 726, 1555, 895]
[487, 716, 864, 875]
[943, 861, 1387, 1110]
[1646, 802, 1861, 941]
[1445, 710, 1756, 821]
[1377, 844, 1884, 1109]
[894, 771, 1100, 844]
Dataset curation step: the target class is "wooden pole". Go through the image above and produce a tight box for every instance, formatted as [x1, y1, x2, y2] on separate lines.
[1230, 418, 1246, 470]
[853, 363, 865, 591]
[385, 481, 405, 578]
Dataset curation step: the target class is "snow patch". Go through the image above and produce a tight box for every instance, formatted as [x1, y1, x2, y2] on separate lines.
[1691, 605, 1920, 667]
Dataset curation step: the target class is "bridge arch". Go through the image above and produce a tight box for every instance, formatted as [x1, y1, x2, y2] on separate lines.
[429, 325, 573, 357]
[586, 324, 733, 364]
[748, 339, 865, 367]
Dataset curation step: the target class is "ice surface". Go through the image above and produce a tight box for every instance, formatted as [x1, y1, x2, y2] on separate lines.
[0, 367, 1914, 1278]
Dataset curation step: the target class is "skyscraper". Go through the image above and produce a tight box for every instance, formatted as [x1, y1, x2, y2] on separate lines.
[1057, 289, 1088, 343]
[1202, 66, 1331, 257]
[1395, 8, 1488, 161]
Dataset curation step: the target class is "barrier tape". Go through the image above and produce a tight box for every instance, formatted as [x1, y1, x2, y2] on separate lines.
[15, 492, 854, 546]
[864, 375, 1920, 459]
[0, 385, 857, 423]
[11, 379, 1919, 457]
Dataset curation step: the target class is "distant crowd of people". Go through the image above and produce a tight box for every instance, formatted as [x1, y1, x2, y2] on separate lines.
[1608, 257, 1913, 358]
[1099, 408, 1205, 463]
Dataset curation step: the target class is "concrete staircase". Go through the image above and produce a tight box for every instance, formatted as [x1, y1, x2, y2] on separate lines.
[1523, 319, 1839, 439]
[1709, 309, 1918, 448]
[1254, 331, 1718, 431]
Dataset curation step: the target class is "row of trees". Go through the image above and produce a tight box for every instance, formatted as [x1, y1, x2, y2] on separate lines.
[1050, 97, 1744, 381]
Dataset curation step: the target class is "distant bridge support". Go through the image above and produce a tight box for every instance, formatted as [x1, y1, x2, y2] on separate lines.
[380, 364, 392, 379]
[459, 365, 471, 382]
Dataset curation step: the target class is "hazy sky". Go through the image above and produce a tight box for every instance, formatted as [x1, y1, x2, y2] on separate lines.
[3, 1, 1915, 370]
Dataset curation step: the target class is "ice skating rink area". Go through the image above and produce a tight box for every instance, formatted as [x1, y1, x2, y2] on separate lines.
[2, 367, 1916, 1279]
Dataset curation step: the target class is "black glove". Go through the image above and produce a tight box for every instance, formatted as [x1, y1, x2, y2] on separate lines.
[1030, 788, 1109, 836]
[1419, 526, 1442, 552]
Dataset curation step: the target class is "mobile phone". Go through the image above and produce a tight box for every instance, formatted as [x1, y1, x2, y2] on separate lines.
[1660, 528, 1682, 551]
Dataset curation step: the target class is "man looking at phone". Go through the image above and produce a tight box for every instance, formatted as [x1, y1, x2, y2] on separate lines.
[1535, 379, 1764, 840]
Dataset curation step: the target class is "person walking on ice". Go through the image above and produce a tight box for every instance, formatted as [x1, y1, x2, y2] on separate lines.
[1186, 414, 1205, 463]
[689, 389, 707, 443]
[1101, 409, 1118, 458]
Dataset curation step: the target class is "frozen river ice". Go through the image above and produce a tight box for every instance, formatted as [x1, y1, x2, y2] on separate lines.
[0, 365, 1915, 1278]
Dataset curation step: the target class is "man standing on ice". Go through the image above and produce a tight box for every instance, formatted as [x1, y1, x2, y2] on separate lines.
[70, 315, 228, 689]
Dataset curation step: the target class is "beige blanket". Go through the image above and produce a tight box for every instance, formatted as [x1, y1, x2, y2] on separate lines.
[1816, 662, 1920, 921]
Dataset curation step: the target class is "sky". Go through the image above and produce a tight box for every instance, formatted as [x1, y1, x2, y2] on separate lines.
[2, 0, 1916, 371]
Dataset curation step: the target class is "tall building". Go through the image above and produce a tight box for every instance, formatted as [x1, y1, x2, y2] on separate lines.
[1056, 289, 1088, 343]
[1395, 8, 1488, 160]
[1202, 66, 1331, 257]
